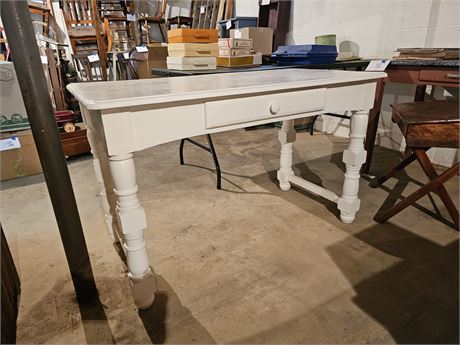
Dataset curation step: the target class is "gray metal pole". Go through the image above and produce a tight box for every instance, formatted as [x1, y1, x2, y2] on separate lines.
[1, 0, 99, 304]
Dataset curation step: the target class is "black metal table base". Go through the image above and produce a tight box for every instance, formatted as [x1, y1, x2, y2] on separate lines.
[306, 113, 352, 135]
[179, 134, 222, 190]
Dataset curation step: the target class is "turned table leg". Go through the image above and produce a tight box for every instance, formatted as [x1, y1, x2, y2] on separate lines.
[109, 153, 156, 310]
[277, 120, 296, 191]
[86, 126, 118, 242]
[338, 110, 368, 223]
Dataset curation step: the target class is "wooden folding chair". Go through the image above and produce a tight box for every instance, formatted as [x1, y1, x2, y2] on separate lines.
[60, 0, 107, 79]
[28, 0, 53, 38]
[72, 54, 105, 81]
[139, 0, 169, 44]
[372, 100, 459, 227]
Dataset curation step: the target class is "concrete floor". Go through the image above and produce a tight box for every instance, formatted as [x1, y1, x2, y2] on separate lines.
[1, 128, 458, 344]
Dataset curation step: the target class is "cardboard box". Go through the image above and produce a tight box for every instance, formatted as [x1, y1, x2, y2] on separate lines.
[135, 58, 168, 79]
[230, 27, 273, 55]
[0, 130, 42, 181]
[132, 45, 168, 79]
[0, 62, 30, 132]
[147, 43, 168, 60]
[219, 48, 252, 57]
[218, 38, 252, 49]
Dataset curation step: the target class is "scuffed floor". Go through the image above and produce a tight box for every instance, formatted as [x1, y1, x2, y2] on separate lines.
[1, 128, 458, 344]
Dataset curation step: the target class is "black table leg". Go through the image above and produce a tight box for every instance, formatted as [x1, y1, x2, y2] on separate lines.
[179, 134, 222, 190]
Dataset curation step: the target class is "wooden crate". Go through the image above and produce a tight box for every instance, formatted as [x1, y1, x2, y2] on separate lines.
[60, 128, 91, 158]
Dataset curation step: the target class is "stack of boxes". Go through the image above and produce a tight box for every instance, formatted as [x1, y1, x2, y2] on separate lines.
[166, 28, 218, 71]
[230, 27, 274, 55]
[217, 37, 262, 67]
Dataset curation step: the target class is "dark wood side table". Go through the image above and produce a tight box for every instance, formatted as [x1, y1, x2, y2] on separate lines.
[371, 100, 459, 227]
[363, 59, 460, 174]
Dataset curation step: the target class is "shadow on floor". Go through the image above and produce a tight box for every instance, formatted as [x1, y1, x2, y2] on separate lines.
[264, 162, 340, 218]
[0, 173, 45, 191]
[113, 243, 216, 344]
[372, 173, 458, 229]
[78, 298, 115, 344]
[139, 274, 216, 344]
[327, 222, 459, 344]
[181, 163, 274, 196]
[248, 146, 457, 229]
[234, 222, 459, 344]
[18, 278, 114, 344]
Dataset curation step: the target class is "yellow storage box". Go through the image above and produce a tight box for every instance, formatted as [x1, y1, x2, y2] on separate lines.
[168, 43, 218, 57]
[167, 29, 218, 43]
[167, 56, 217, 70]
[216, 55, 259, 67]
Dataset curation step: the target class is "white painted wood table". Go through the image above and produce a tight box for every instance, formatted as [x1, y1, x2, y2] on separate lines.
[68, 69, 386, 309]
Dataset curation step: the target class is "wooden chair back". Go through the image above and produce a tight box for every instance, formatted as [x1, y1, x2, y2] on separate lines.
[72, 54, 105, 81]
[116, 53, 139, 80]
[156, 0, 168, 18]
[60, 0, 94, 29]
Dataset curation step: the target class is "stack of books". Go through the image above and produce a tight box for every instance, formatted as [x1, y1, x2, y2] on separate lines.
[217, 38, 262, 67]
[394, 48, 459, 60]
[166, 29, 218, 70]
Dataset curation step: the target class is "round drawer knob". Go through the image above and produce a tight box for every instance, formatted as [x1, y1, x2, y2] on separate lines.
[270, 103, 280, 115]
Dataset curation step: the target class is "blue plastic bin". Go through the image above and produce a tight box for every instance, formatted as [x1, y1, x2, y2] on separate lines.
[271, 45, 338, 65]
[217, 16, 258, 38]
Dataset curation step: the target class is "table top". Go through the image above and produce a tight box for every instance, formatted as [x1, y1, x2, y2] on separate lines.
[152, 60, 371, 77]
[68, 68, 386, 110]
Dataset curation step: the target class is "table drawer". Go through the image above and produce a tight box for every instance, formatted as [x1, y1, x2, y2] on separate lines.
[419, 70, 459, 84]
[205, 88, 326, 128]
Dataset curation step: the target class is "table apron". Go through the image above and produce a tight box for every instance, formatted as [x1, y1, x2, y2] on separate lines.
[99, 82, 377, 156]
[386, 67, 460, 87]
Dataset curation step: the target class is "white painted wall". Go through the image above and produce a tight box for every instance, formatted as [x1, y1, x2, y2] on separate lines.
[235, 0, 460, 167]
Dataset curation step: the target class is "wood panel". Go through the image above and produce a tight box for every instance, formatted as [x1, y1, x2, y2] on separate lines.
[210, 0, 219, 28]
[1, 226, 20, 345]
[203, 0, 211, 28]
[193, 0, 226, 29]
[46, 48, 66, 110]
[216, 0, 226, 24]
[224, 0, 233, 19]
[407, 122, 459, 148]
[197, 0, 205, 28]
[191, 0, 200, 28]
